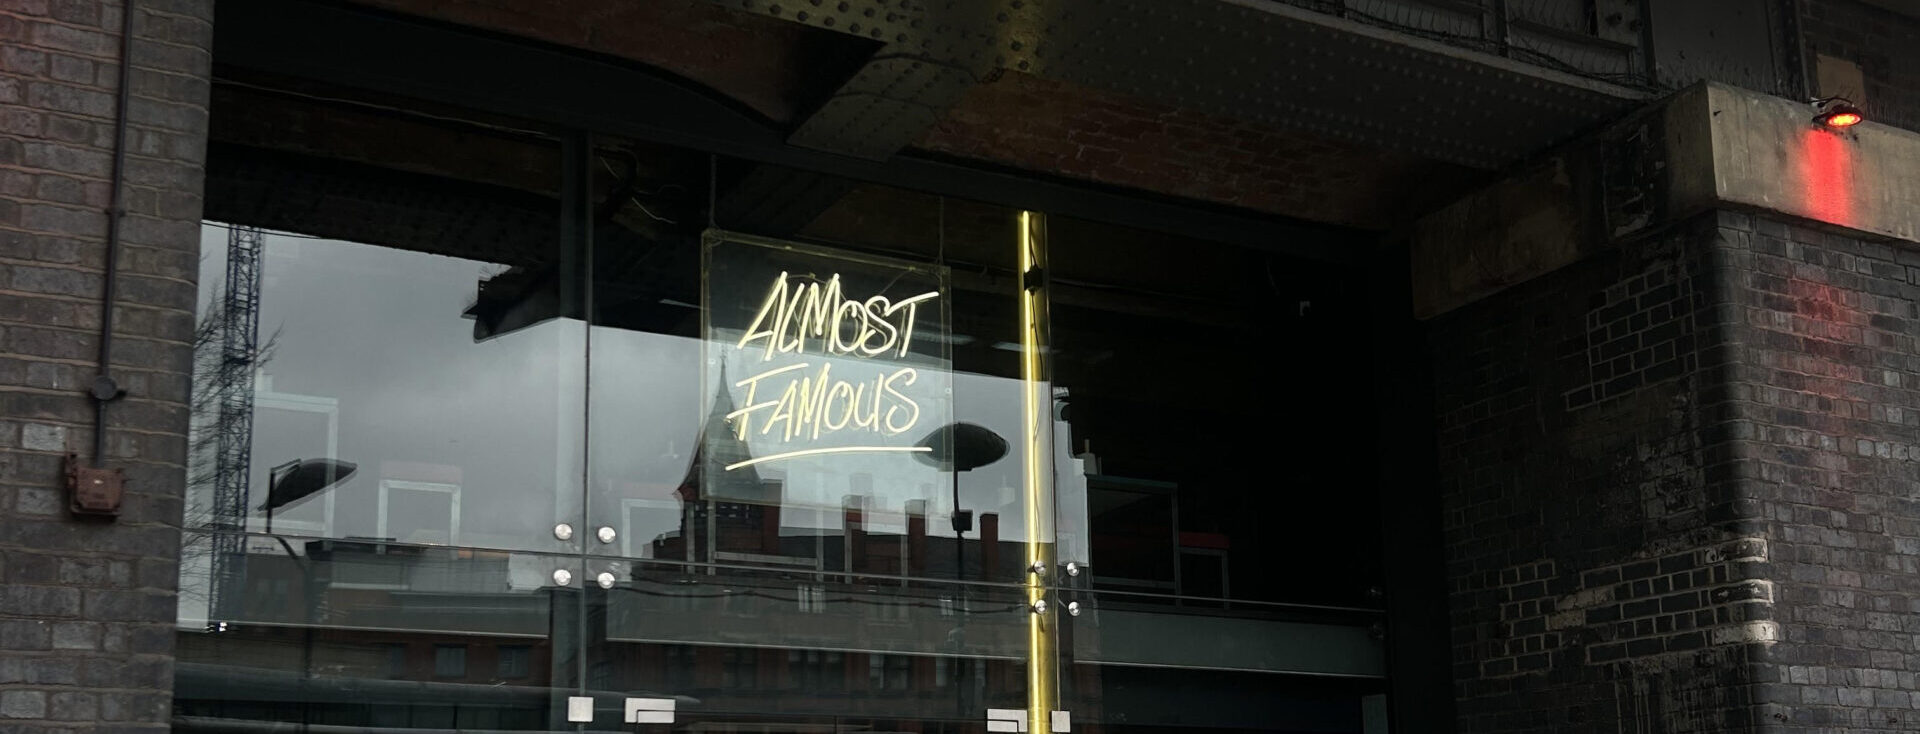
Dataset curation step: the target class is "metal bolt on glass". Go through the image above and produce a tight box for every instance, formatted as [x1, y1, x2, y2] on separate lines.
[552, 568, 572, 586]
[597, 526, 616, 544]
[1029, 560, 1047, 576]
[1065, 561, 1081, 577]
[1066, 601, 1081, 616]
[1031, 599, 1048, 614]
[597, 572, 616, 589]
[553, 523, 574, 541]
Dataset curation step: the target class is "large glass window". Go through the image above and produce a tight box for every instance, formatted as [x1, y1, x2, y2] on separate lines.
[176, 80, 1390, 734]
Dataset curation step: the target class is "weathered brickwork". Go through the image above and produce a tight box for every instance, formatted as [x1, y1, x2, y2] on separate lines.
[1721, 213, 1920, 731]
[1438, 207, 1920, 731]
[1432, 214, 1769, 732]
[916, 72, 1474, 229]
[0, 0, 213, 731]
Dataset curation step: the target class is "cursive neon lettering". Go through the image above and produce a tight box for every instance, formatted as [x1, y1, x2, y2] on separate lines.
[723, 270, 940, 470]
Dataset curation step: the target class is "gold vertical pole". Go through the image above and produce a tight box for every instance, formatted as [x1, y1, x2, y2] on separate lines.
[1017, 211, 1057, 734]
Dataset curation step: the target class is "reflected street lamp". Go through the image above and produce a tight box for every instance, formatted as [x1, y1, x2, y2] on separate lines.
[914, 422, 1009, 535]
[255, 457, 355, 689]
[260, 458, 357, 535]
[915, 422, 1007, 718]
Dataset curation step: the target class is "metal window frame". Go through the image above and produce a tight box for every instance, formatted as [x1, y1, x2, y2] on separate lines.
[376, 479, 462, 547]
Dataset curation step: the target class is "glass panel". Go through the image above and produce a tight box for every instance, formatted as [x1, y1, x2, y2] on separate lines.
[1046, 216, 1388, 731]
[184, 219, 584, 560]
[174, 531, 579, 732]
[180, 109, 580, 594]
[1057, 587, 1387, 732]
[177, 94, 584, 731]
[583, 150, 1045, 726]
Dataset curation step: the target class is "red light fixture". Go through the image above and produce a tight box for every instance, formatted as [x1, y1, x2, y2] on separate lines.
[1813, 96, 1865, 129]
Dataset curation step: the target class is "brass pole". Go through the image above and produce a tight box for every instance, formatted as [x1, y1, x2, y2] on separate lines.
[1017, 211, 1058, 733]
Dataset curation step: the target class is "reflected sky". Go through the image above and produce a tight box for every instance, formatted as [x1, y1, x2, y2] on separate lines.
[188, 224, 1074, 570]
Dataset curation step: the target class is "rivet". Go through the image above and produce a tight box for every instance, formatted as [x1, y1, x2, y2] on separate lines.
[797, 10, 809, 20]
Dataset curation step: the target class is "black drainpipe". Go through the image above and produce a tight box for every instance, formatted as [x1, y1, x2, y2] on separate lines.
[91, 0, 137, 466]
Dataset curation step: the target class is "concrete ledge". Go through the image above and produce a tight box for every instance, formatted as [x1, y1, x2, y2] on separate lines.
[1689, 82, 1920, 242]
[1413, 81, 1920, 317]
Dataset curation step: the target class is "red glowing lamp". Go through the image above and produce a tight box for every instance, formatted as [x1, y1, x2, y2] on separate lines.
[1813, 97, 1865, 129]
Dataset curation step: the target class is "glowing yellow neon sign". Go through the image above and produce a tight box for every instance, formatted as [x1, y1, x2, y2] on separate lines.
[722, 270, 941, 469]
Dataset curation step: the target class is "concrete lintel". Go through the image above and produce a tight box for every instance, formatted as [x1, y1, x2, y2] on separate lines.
[1688, 81, 1920, 243]
[1413, 81, 1920, 318]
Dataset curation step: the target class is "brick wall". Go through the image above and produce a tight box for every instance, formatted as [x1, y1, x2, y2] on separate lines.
[1722, 213, 1920, 730]
[0, 0, 213, 730]
[1430, 213, 1769, 732]
[1802, 0, 1920, 133]
[916, 72, 1475, 229]
[1434, 207, 1920, 730]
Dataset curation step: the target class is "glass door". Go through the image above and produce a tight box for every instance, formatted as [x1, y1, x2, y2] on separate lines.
[577, 149, 1049, 732]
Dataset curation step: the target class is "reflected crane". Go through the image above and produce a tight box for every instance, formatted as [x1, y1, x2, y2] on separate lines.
[208, 225, 262, 621]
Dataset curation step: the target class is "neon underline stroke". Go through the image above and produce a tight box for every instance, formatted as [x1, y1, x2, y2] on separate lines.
[723, 446, 932, 471]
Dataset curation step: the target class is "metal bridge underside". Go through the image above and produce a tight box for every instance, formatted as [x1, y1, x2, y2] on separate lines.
[717, 0, 1650, 168]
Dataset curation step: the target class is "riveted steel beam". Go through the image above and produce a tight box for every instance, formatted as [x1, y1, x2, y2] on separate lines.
[717, 0, 1651, 168]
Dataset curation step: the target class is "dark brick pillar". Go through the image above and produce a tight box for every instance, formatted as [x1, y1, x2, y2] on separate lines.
[1434, 204, 1920, 730]
[1723, 213, 1920, 730]
[1430, 213, 1769, 732]
[0, 0, 213, 730]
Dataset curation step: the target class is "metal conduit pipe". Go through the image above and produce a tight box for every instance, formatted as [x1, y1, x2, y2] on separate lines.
[91, 0, 137, 466]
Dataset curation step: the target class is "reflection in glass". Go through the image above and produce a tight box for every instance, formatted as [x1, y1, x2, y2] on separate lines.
[174, 85, 1399, 731]
[582, 150, 1047, 726]
[181, 221, 586, 625]
[177, 98, 581, 731]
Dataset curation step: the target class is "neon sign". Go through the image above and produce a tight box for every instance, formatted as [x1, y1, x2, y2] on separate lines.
[703, 234, 950, 479]
[724, 272, 940, 470]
